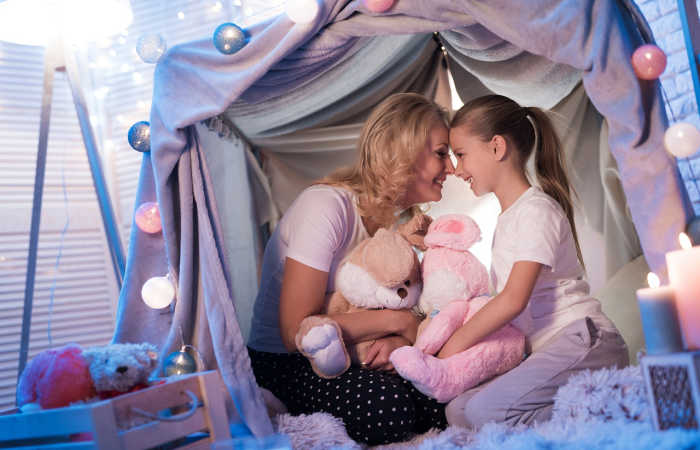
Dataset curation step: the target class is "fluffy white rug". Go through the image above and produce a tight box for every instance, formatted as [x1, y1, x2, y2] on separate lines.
[273, 366, 700, 449]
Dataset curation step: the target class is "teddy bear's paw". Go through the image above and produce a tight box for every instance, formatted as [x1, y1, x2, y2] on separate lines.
[300, 324, 347, 377]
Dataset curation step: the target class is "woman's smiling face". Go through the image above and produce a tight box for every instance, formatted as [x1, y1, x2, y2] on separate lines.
[403, 122, 454, 206]
[449, 125, 497, 197]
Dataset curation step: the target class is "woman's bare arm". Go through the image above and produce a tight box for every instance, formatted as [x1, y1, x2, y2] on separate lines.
[279, 257, 419, 352]
[436, 260, 541, 358]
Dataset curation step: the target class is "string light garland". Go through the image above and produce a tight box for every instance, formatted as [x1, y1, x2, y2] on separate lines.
[213, 22, 247, 55]
[128, 121, 151, 152]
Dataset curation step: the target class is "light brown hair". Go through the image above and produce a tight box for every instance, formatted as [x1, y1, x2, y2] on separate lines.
[451, 95, 584, 267]
[319, 93, 449, 229]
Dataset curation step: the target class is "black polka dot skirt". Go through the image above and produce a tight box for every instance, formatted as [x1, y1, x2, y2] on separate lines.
[248, 347, 447, 445]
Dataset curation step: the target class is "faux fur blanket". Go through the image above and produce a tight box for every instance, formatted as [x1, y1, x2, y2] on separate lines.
[273, 366, 700, 449]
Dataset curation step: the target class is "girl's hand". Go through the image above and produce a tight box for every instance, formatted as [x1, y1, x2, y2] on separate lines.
[362, 335, 411, 371]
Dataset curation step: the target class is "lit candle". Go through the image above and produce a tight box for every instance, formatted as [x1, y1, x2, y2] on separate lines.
[636, 272, 684, 354]
[666, 233, 700, 349]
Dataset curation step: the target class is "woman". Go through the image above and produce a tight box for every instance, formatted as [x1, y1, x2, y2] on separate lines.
[247, 93, 454, 445]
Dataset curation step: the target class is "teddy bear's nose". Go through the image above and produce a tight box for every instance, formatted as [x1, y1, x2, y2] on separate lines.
[116, 366, 128, 374]
[397, 288, 407, 299]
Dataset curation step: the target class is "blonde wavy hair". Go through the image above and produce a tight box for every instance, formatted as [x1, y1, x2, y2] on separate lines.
[318, 93, 448, 229]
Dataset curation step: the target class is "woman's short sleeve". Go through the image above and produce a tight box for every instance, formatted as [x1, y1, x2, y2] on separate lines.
[284, 187, 351, 272]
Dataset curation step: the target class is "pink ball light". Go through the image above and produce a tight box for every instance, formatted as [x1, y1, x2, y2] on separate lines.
[631, 44, 667, 80]
[135, 202, 162, 234]
[364, 0, 395, 13]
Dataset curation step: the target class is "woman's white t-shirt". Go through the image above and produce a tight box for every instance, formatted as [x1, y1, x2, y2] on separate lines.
[490, 186, 615, 352]
[248, 185, 369, 353]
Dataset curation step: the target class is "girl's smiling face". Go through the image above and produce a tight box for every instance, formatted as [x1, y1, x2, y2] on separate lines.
[403, 122, 454, 205]
[449, 126, 498, 197]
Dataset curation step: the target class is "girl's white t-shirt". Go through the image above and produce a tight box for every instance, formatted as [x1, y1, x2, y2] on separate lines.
[490, 186, 615, 352]
[248, 185, 369, 353]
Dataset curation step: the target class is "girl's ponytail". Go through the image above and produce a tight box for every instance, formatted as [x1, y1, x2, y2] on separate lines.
[525, 107, 584, 268]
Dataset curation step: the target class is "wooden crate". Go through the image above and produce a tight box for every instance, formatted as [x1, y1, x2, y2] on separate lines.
[0, 370, 234, 449]
[640, 351, 700, 430]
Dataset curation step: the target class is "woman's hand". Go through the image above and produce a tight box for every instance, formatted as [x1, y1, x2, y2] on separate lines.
[362, 335, 411, 371]
[393, 309, 421, 344]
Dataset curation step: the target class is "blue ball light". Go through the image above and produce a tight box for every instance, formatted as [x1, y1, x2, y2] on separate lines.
[213, 22, 247, 55]
[163, 347, 197, 376]
[128, 121, 151, 152]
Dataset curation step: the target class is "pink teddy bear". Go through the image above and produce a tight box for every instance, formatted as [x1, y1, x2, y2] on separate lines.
[390, 214, 525, 403]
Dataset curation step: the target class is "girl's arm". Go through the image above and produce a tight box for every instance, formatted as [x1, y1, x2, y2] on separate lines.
[436, 261, 542, 358]
[279, 257, 419, 352]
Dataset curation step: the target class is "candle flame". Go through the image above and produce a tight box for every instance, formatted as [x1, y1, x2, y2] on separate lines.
[647, 272, 660, 288]
[679, 232, 692, 250]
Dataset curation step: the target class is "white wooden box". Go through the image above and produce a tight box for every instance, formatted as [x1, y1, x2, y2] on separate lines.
[0, 370, 233, 449]
[640, 351, 700, 430]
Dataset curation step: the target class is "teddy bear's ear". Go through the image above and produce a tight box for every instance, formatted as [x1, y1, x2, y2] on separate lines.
[424, 214, 481, 251]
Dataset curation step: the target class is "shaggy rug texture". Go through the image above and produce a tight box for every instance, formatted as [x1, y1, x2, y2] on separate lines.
[271, 366, 700, 449]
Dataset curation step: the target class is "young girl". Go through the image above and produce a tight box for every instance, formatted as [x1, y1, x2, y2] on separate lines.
[247, 93, 454, 445]
[443, 95, 629, 428]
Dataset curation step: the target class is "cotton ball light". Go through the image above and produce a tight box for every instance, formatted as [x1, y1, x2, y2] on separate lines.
[631, 44, 667, 80]
[364, 0, 395, 13]
[136, 33, 167, 64]
[285, 0, 319, 24]
[128, 121, 150, 152]
[134, 202, 162, 234]
[664, 122, 700, 158]
[141, 275, 175, 309]
[213, 22, 247, 55]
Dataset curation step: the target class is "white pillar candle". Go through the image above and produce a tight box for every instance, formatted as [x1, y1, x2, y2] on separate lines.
[636, 273, 684, 354]
[666, 233, 700, 349]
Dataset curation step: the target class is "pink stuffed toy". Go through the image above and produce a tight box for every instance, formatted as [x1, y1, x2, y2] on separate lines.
[390, 214, 525, 403]
[17, 343, 95, 409]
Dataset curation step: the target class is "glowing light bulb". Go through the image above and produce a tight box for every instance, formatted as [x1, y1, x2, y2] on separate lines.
[285, 0, 319, 24]
[679, 232, 692, 250]
[647, 272, 660, 288]
[664, 122, 700, 158]
[141, 275, 175, 309]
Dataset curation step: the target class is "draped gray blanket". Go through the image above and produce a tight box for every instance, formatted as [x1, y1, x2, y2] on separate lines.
[113, 0, 690, 437]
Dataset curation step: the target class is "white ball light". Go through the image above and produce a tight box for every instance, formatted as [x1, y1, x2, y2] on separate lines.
[285, 0, 319, 24]
[664, 122, 700, 158]
[141, 276, 175, 309]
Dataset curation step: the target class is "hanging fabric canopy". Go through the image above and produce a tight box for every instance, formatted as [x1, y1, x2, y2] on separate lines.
[113, 0, 691, 437]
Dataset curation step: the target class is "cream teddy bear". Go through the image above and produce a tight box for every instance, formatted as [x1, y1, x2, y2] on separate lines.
[295, 228, 422, 378]
[390, 214, 525, 402]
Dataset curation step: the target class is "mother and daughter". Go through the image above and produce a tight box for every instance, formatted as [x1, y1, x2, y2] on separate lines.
[246, 92, 629, 445]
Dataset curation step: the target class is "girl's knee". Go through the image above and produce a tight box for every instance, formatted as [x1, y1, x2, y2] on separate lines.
[446, 388, 497, 429]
